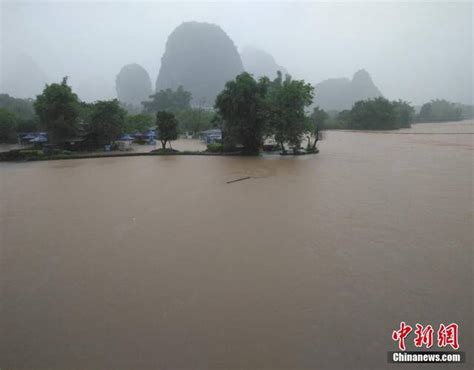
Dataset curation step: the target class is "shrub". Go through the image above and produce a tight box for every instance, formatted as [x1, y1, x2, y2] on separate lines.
[150, 148, 179, 154]
[206, 143, 223, 153]
[0, 149, 44, 161]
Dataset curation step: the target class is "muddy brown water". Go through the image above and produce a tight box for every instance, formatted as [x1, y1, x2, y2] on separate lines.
[1, 122, 472, 369]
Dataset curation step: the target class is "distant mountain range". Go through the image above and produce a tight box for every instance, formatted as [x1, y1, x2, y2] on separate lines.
[156, 21, 243, 107]
[1, 26, 383, 112]
[1, 54, 48, 99]
[240, 46, 287, 79]
[115, 63, 152, 107]
[313, 69, 382, 111]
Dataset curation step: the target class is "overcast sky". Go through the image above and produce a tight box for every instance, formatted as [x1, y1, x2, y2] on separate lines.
[1, 1, 472, 105]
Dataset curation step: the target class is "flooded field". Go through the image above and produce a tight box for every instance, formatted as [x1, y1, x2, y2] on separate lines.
[1, 121, 472, 369]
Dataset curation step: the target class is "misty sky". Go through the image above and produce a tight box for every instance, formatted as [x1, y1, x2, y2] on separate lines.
[1, 1, 472, 105]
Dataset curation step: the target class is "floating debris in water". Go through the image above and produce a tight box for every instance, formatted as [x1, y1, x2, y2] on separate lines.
[226, 176, 251, 184]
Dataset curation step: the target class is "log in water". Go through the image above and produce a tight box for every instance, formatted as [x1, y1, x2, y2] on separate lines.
[227, 176, 251, 184]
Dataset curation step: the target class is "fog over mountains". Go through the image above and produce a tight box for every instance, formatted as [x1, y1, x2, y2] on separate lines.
[1, 54, 48, 99]
[314, 70, 383, 111]
[1, 2, 472, 106]
[241, 46, 288, 80]
[116, 64, 152, 107]
[155, 21, 243, 107]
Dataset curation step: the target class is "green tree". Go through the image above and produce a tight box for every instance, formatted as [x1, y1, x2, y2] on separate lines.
[418, 103, 432, 122]
[174, 108, 216, 135]
[0, 94, 41, 133]
[125, 114, 154, 133]
[156, 111, 178, 149]
[215, 72, 269, 153]
[0, 108, 18, 143]
[267, 72, 314, 151]
[393, 100, 414, 128]
[306, 106, 329, 151]
[16, 116, 41, 133]
[34, 77, 80, 144]
[348, 97, 397, 130]
[88, 100, 126, 147]
[336, 110, 352, 128]
[0, 94, 35, 120]
[142, 86, 192, 113]
[417, 99, 462, 122]
[77, 102, 95, 125]
[458, 103, 474, 120]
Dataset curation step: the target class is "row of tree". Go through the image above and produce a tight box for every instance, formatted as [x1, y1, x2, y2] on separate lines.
[31, 77, 178, 149]
[346, 98, 414, 130]
[142, 86, 216, 134]
[323, 98, 472, 130]
[0, 94, 40, 142]
[1, 74, 472, 148]
[0, 82, 215, 144]
[0, 77, 420, 149]
[215, 71, 317, 153]
[417, 99, 468, 122]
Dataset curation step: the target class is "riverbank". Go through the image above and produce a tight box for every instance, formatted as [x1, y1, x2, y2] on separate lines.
[0, 148, 321, 163]
[0, 149, 243, 162]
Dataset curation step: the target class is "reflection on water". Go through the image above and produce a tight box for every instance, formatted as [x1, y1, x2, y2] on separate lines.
[1, 122, 472, 369]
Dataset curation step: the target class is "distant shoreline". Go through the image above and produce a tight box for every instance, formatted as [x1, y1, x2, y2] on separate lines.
[334, 130, 474, 135]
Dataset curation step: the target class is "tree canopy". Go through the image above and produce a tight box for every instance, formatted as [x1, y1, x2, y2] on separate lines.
[0, 94, 35, 120]
[88, 99, 126, 146]
[174, 108, 216, 135]
[347, 97, 413, 130]
[215, 71, 315, 152]
[306, 107, 329, 150]
[417, 99, 462, 122]
[0, 94, 40, 134]
[215, 72, 269, 153]
[34, 77, 80, 143]
[267, 71, 314, 151]
[156, 111, 179, 149]
[124, 114, 154, 134]
[0, 108, 18, 143]
[142, 86, 191, 113]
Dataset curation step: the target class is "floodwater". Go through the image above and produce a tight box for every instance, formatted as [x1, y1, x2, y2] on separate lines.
[1, 122, 472, 369]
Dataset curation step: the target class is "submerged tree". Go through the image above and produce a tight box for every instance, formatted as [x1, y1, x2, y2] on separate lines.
[156, 111, 178, 149]
[393, 100, 415, 128]
[214, 72, 269, 153]
[34, 77, 80, 144]
[306, 106, 329, 151]
[417, 99, 462, 122]
[348, 97, 397, 130]
[347, 97, 415, 130]
[267, 71, 314, 152]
